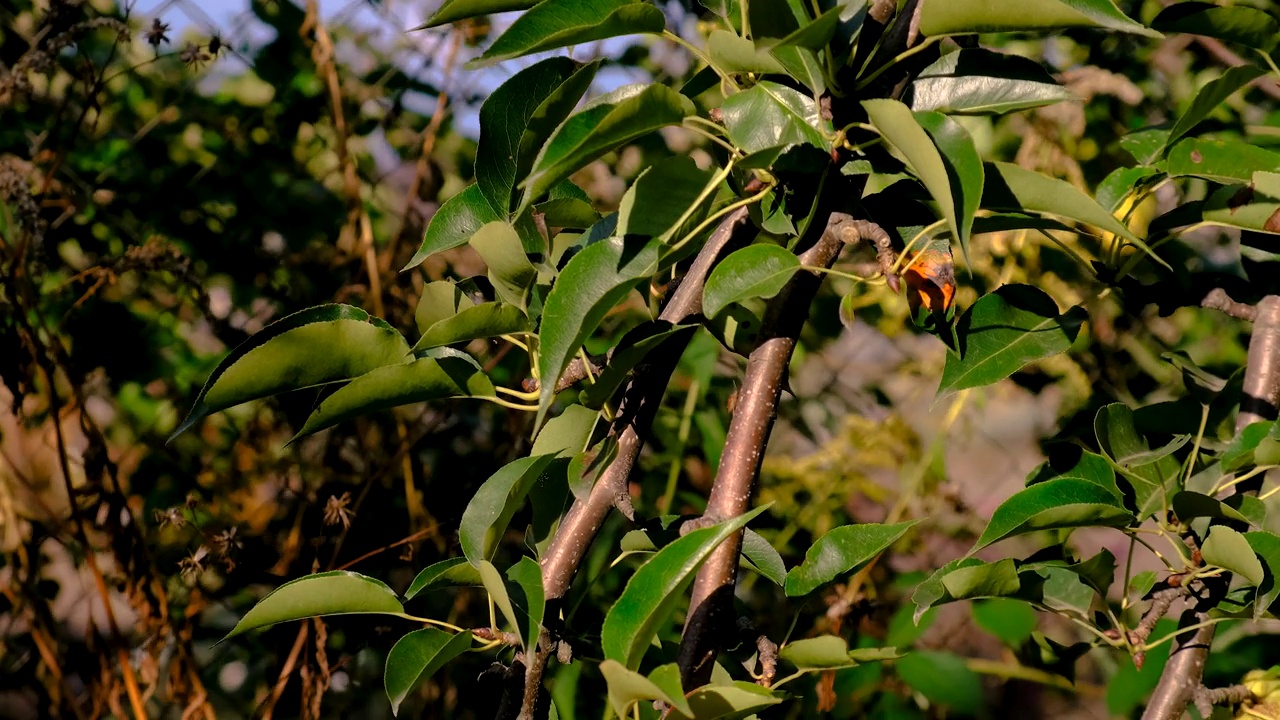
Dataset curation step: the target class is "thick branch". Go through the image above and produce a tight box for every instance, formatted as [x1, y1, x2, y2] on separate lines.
[1143, 296, 1280, 719]
[677, 213, 864, 688]
[518, 207, 755, 718]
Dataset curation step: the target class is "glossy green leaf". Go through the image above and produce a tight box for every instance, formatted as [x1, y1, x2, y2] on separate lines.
[173, 305, 411, 440]
[1129, 570, 1158, 598]
[469, 221, 539, 308]
[721, 81, 828, 155]
[1026, 449, 1123, 498]
[1171, 491, 1251, 525]
[476, 58, 582, 215]
[1167, 138, 1280, 186]
[517, 64, 602, 191]
[1067, 548, 1117, 598]
[759, 6, 842, 51]
[294, 356, 494, 437]
[972, 598, 1037, 645]
[741, 528, 787, 587]
[530, 404, 599, 458]
[580, 323, 696, 409]
[403, 558, 483, 600]
[1095, 403, 1182, 519]
[1120, 127, 1171, 165]
[224, 571, 404, 639]
[940, 559, 1023, 601]
[983, 162, 1164, 266]
[668, 682, 783, 719]
[907, 48, 1074, 115]
[413, 302, 529, 351]
[897, 651, 985, 715]
[702, 244, 801, 320]
[535, 197, 601, 230]
[915, 110, 984, 260]
[536, 235, 663, 425]
[414, 0, 538, 29]
[404, 184, 502, 270]
[1202, 525, 1265, 587]
[1034, 565, 1095, 618]
[476, 560, 522, 645]
[601, 506, 767, 669]
[1152, 2, 1279, 53]
[972, 478, 1130, 552]
[1095, 166, 1161, 212]
[771, 45, 826, 94]
[913, 558, 989, 620]
[472, 0, 666, 67]
[384, 629, 472, 716]
[1245, 531, 1280, 618]
[1203, 172, 1280, 235]
[1165, 65, 1266, 153]
[918, 0, 1157, 37]
[648, 664, 693, 716]
[785, 520, 919, 597]
[459, 455, 559, 564]
[938, 284, 1087, 397]
[970, 213, 1076, 236]
[507, 556, 545, 652]
[778, 635, 858, 670]
[522, 83, 693, 211]
[616, 156, 716, 240]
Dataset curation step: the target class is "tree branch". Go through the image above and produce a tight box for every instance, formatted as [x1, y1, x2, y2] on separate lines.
[1143, 295, 1280, 719]
[518, 207, 756, 718]
[677, 213, 868, 688]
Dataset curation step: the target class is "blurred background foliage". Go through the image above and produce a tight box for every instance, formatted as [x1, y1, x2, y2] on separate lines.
[1, 0, 1278, 717]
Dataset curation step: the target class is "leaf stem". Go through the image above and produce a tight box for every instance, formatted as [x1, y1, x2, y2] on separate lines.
[854, 36, 940, 90]
[800, 264, 879, 285]
[668, 180, 773, 256]
[1142, 617, 1230, 652]
[1215, 465, 1279, 497]
[495, 385, 541, 402]
[397, 613, 467, 634]
[663, 30, 737, 91]
[683, 120, 742, 157]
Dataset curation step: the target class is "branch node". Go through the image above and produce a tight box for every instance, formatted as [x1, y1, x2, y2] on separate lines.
[1202, 288, 1258, 321]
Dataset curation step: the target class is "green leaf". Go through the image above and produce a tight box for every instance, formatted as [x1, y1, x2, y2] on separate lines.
[600, 661, 679, 719]
[759, 5, 842, 50]
[173, 305, 411, 440]
[1166, 138, 1280, 186]
[702, 244, 801, 320]
[1096, 166, 1160, 212]
[404, 185, 502, 270]
[518, 65, 602, 191]
[536, 236, 663, 425]
[403, 558, 483, 600]
[912, 558, 984, 620]
[648, 664, 693, 717]
[580, 323, 696, 410]
[522, 83, 693, 211]
[778, 635, 858, 670]
[706, 29, 786, 75]
[601, 506, 767, 669]
[771, 45, 826, 94]
[413, 302, 529, 351]
[918, 0, 1158, 37]
[1245, 531, 1280, 618]
[530, 404, 599, 458]
[1203, 172, 1280, 235]
[907, 48, 1074, 115]
[721, 81, 828, 155]
[469, 221, 539, 308]
[1120, 127, 1172, 165]
[983, 162, 1164, 266]
[864, 99, 976, 258]
[1129, 570, 1158, 598]
[972, 478, 1131, 552]
[940, 559, 1023, 602]
[414, 0, 538, 29]
[1034, 566, 1095, 618]
[1026, 449, 1122, 498]
[1202, 525, 1265, 587]
[896, 651, 986, 715]
[668, 682, 783, 719]
[616, 156, 716, 240]
[477, 58, 583, 215]
[914, 110, 984, 261]
[507, 556, 545, 652]
[472, 0, 666, 67]
[535, 197, 601, 230]
[1095, 403, 1183, 520]
[415, 282, 472, 337]
[477, 560, 523, 645]
[1171, 491, 1251, 525]
[784, 521, 919, 597]
[1152, 2, 1279, 53]
[938, 284, 1087, 397]
[741, 528, 787, 587]
[223, 571, 404, 640]
[972, 598, 1038, 645]
[1068, 548, 1117, 598]
[294, 356, 494, 438]
[384, 629, 472, 716]
[1164, 64, 1266, 153]
[459, 454, 559, 564]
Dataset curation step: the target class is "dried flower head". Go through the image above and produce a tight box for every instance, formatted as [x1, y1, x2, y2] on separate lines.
[212, 527, 242, 556]
[153, 506, 186, 529]
[208, 35, 223, 57]
[179, 42, 210, 70]
[179, 546, 208, 583]
[145, 18, 170, 49]
[323, 492, 354, 530]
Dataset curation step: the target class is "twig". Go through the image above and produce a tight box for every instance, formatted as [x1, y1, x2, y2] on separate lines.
[1194, 684, 1254, 717]
[517, 207, 757, 718]
[677, 212, 860, 688]
[1203, 288, 1258, 322]
[1127, 587, 1188, 669]
[1143, 296, 1280, 719]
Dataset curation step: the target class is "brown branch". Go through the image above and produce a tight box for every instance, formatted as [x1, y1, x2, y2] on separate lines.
[677, 213, 864, 689]
[517, 207, 756, 718]
[1144, 295, 1280, 719]
[1194, 684, 1254, 717]
[1202, 288, 1257, 322]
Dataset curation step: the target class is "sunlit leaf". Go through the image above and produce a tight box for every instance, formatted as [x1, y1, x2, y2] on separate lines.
[785, 521, 919, 597]
[472, 0, 666, 67]
[224, 571, 404, 640]
[1152, 2, 1279, 54]
[702, 244, 802, 320]
[404, 185, 501, 270]
[907, 49, 1073, 115]
[918, 0, 1157, 37]
[384, 629, 472, 716]
[722, 81, 828, 155]
[459, 454, 559, 563]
